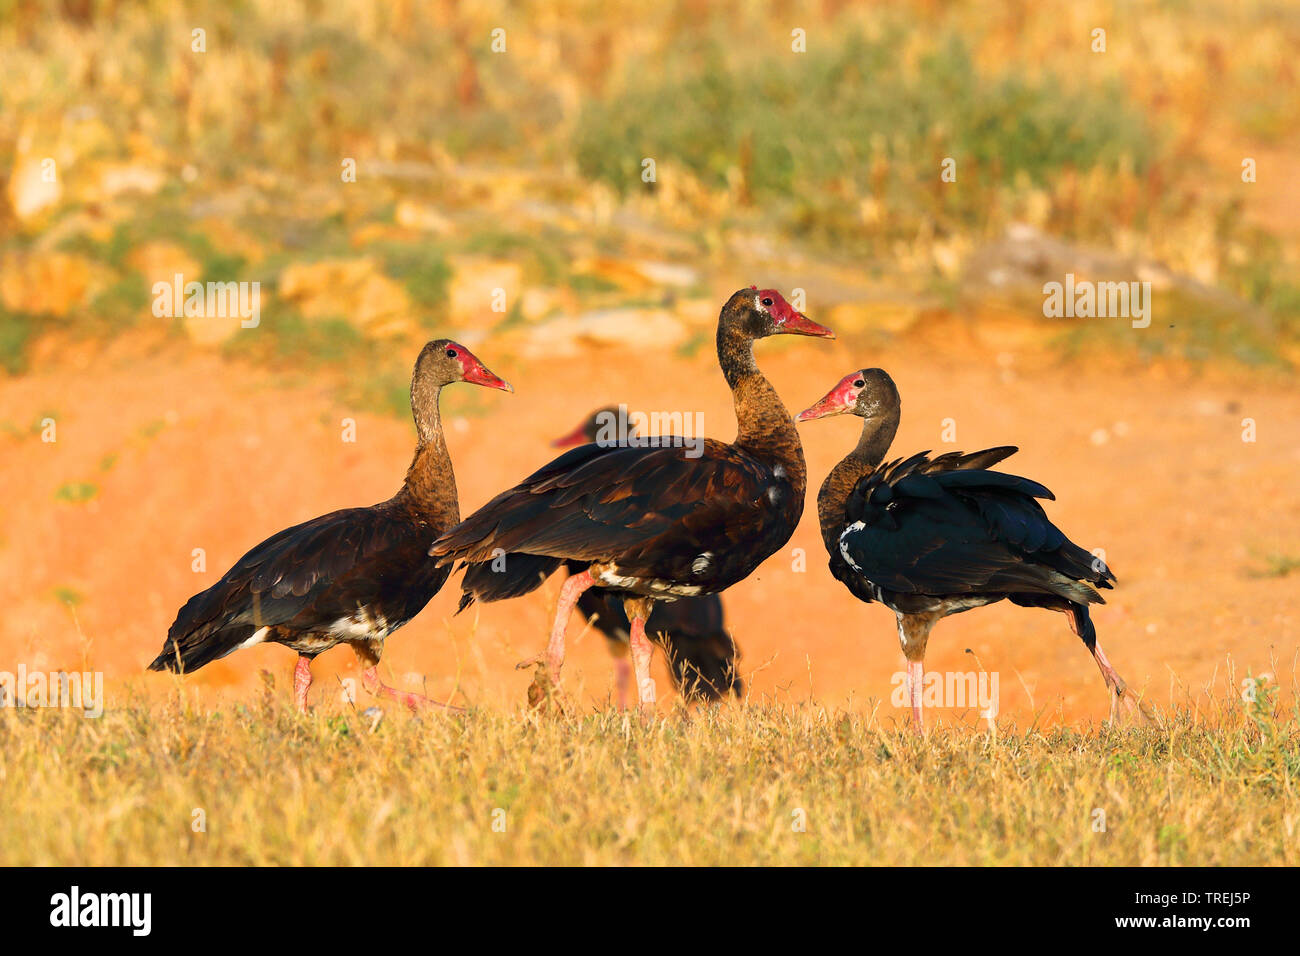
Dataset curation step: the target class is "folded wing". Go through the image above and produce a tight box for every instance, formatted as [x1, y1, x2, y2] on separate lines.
[431, 439, 782, 585]
[838, 447, 1112, 605]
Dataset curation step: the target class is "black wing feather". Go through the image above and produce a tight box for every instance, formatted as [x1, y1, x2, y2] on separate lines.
[152, 506, 448, 672]
[430, 438, 788, 588]
[837, 446, 1111, 606]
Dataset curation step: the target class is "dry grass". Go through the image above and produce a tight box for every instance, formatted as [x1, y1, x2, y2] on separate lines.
[2, 683, 1295, 866]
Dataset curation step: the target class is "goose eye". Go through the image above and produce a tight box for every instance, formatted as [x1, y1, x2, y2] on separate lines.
[854, 379, 865, 388]
[761, 297, 774, 307]
[445, 348, 458, 358]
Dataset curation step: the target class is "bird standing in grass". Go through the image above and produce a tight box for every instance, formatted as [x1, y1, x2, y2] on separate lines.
[431, 288, 833, 712]
[551, 408, 744, 706]
[798, 367, 1150, 730]
[148, 340, 512, 712]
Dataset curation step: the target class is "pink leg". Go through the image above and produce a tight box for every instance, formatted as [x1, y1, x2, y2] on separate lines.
[361, 667, 464, 713]
[540, 570, 596, 686]
[1063, 609, 1152, 723]
[1093, 642, 1124, 693]
[613, 656, 631, 710]
[1091, 640, 1153, 723]
[906, 659, 925, 732]
[629, 615, 657, 713]
[293, 655, 312, 712]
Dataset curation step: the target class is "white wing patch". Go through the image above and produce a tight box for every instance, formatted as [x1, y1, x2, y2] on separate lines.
[238, 625, 269, 650]
[838, 521, 867, 574]
[329, 607, 393, 641]
[595, 568, 703, 597]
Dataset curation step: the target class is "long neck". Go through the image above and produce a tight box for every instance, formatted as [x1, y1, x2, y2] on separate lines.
[718, 326, 804, 480]
[401, 381, 460, 528]
[816, 408, 899, 550]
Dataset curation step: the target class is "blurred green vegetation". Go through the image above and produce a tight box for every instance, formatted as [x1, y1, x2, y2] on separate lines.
[0, 308, 36, 374]
[1249, 552, 1300, 579]
[576, 32, 1156, 244]
[0, 0, 1296, 376]
[369, 242, 453, 309]
[53, 480, 98, 503]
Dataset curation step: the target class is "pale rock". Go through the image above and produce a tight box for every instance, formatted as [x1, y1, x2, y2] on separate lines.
[514, 308, 687, 359]
[575, 308, 687, 349]
[931, 237, 969, 279]
[571, 256, 660, 292]
[30, 208, 116, 251]
[278, 258, 416, 338]
[198, 219, 266, 265]
[6, 154, 62, 220]
[574, 256, 702, 293]
[182, 309, 246, 348]
[676, 298, 719, 327]
[521, 287, 562, 321]
[349, 222, 421, 248]
[1135, 262, 1175, 291]
[447, 256, 523, 325]
[394, 199, 453, 234]
[127, 242, 202, 287]
[0, 251, 113, 316]
[98, 163, 165, 198]
[513, 315, 584, 358]
[627, 260, 699, 288]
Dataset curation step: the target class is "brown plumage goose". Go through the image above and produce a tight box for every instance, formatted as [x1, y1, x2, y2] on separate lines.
[149, 340, 512, 711]
[431, 288, 833, 711]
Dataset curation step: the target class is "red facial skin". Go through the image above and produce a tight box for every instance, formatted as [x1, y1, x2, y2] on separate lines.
[448, 342, 513, 392]
[797, 370, 863, 421]
[552, 422, 589, 448]
[750, 286, 836, 338]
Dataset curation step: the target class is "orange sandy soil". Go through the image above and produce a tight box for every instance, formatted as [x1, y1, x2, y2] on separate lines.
[3, 326, 1297, 728]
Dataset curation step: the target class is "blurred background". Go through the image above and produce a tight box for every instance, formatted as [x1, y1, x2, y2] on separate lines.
[1, 0, 1296, 723]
